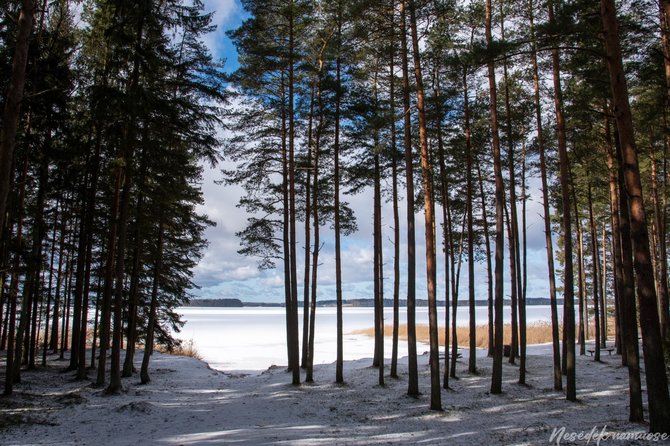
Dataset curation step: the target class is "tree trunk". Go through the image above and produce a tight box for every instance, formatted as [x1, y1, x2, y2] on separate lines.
[96, 168, 122, 387]
[374, 151, 385, 387]
[519, 140, 528, 384]
[650, 150, 669, 344]
[408, 0, 440, 410]
[485, 0, 506, 396]
[588, 185, 601, 361]
[399, 0, 418, 398]
[3, 157, 28, 395]
[500, 4, 519, 365]
[609, 116, 644, 420]
[389, 6, 401, 379]
[476, 161, 493, 358]
[463, 67, 476, 375]
[301, 83, 315, 370]
[334, 10, 344, 384]
[601, 0, 670, 431]
[548, 0, 576, 401]
[306, 55, 326, 384]
[141, 219, 164, 385]
[280, 73, 292, 372]
[0, 0, 35, 239]
[574, 192, 586, 354]
[288, 6, 300, 387]
[528, 0, 561, 389]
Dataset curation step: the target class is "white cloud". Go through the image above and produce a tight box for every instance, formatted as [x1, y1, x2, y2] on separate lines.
[201, 0, 242, 62]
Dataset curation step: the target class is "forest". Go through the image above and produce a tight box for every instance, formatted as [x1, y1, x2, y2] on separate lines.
[1, 0, 669, 440]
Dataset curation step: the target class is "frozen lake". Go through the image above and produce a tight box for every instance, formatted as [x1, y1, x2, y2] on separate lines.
[176, 305, 560, 372]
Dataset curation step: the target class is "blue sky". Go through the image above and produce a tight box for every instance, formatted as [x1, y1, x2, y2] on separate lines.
[192, 0, 556, 304]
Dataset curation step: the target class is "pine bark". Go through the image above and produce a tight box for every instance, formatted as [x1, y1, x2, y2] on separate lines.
[548, 0, 576, 401]
[528, 0, 561, 388]
[486, 0, 506, 395]
[399, 0, 418, 398]
[601, 0, 670, 431]
[607, 114, 643, 421]
[408, 0, 440, 410]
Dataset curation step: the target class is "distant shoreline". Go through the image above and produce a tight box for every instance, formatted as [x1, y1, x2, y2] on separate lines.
[186, 297, 564, 308]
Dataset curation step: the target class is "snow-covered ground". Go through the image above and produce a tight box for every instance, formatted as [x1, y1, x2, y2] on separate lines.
[0, 343, 661, 445]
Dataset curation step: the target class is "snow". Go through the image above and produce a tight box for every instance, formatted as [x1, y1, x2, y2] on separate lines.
[0, 341, 660, 446]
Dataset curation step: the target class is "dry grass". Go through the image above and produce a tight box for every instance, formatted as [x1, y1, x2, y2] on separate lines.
[352, 322, 555, 348]
[154, 339, 202, 360]
[353, 318, 616, 349]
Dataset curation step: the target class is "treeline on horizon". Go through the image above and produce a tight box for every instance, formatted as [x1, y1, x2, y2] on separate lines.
[186, 297, 564, 307]
[0, 0, 669, 435]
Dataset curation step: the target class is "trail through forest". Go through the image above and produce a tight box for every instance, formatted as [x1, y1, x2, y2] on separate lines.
[0, 345, 657, 445]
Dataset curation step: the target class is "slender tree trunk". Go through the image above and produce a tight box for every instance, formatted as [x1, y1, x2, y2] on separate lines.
[529, 0, 561, 389]
[0, 0, 35, 239]
[486, 0, 506, 396]
[450, 208, 467, 381]
[3, 156, 28, 395]
[281, 74, 292, 372]
[601, 0, 670, 431]
[609, 118, 644, 420]
[399, 0, 418, 398]
[374, 151, 385, 386]
[651, 151, 669, 343]
[96, 168, 122, 387]
[334, 9, 344, 384]
[438, 116, 451, 389]
[463, 67, 476, 375]
[476, 161, 494, 358]
[27, 153, 48, 370]
[306, 57, 326, 384]
[500, 5, 519, 365]
[301, 83, 315, 370]
[141, 219, 164, 385]
[519, 140, 528, 384]
[43, 205, 59, 366]
[601, 224, 608, 347]
[574, 194, 586, 354]
[50, 210, 67, 351]
[122, 171, 147, 378]
[90, 270, 103, 370]
[431, 65, 451, 387]
[548, 0, 576, 401]
[588, 185, 601, 361]
[408, 0, 440, 410]
[389, 6, 401, 379]
[288, 5, 300, 387]
[658, 1, 670, 345]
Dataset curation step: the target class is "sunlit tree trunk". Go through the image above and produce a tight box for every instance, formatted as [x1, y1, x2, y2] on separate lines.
[408, 0, 440, 410]
[399, 0, 418, 398]
[601, 0, 670, 431]
[486, 0, 506, 395]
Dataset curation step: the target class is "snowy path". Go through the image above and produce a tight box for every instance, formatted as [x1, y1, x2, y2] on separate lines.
[0, 345, 655, 445]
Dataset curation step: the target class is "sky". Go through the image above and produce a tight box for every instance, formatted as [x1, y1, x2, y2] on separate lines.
[191, 0, 556, 304]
